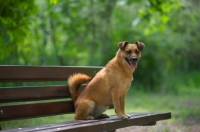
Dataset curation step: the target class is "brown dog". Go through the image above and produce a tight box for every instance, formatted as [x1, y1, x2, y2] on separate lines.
[68, 41, 145, 120]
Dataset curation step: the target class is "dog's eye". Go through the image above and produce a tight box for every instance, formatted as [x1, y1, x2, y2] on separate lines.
[126, 50, 132, 54]
[135, 50, 140, 54]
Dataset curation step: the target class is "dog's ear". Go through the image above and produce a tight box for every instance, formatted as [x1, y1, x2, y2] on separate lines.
[118, 41, 128, 50]
[135, 41, 145, 51]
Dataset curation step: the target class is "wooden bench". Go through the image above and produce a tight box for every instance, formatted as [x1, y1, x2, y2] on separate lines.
[0, 65, 171, 132]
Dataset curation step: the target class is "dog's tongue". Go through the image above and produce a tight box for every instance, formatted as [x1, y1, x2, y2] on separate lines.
[130, 61, 137, 68]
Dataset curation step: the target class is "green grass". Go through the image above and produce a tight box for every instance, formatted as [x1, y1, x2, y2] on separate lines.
[125, 90, 200, 121]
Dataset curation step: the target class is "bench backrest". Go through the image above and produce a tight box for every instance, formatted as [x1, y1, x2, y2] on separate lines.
[0, 66, 102, 121]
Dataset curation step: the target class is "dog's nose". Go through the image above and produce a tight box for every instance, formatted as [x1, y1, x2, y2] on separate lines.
[131, 57, 138, 62]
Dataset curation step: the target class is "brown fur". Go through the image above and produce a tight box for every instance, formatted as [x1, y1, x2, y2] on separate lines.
[68, 41, 145, 120]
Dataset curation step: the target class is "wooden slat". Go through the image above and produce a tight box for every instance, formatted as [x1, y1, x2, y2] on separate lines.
[0, 85, 69, 103]
[0, 101, 74, 121]
[0, 112, 171, 132]
[0, 66, 102, 82]
[0, 84, 87, 103]
[0, 102, 113, 122]
[42, 112, 171, 132]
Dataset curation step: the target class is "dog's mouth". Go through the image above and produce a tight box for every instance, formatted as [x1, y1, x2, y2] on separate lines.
[124, 57, 138, 68]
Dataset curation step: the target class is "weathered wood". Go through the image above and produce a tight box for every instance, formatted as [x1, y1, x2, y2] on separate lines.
[0, 112, 171, 132]
[143, 121, 156, 126]
[0, 102, 113, 122]
[0, 84, 84, 103]
[0, 85, 69, 102]
[0, 66, 101, 82]
[0, 101, 74, 121]
[107, 130, 116, 132]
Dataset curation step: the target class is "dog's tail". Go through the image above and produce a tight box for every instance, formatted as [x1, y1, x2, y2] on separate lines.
[68, 73, 91, 103]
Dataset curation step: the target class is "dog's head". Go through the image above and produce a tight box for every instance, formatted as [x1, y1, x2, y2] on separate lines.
[118, 41, 145, 68]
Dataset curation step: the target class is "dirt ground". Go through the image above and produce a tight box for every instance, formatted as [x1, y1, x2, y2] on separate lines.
[117, 120, 200, 132]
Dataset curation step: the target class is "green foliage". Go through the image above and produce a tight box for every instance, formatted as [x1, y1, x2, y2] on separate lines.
[0, 0, 200, 91]
[168, 1, 200, 71]
[135, 0, 180, 34]
[0, 0, 36, 63]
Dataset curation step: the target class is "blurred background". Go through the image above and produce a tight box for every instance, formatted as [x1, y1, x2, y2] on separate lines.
[0, 0, 200, 131]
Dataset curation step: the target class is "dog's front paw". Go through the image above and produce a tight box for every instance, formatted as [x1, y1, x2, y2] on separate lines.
[126, 114, 131, 118]
[119, 114, 130, 120]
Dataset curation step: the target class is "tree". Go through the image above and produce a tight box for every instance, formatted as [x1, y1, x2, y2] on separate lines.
[0, 0, 36, 64]
[1, 0, 199, 91]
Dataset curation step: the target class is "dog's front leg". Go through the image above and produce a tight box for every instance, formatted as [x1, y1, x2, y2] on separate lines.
[120, 93, 131, 118]
[111, 90, 129, 119]
[120, 94, 126, 115]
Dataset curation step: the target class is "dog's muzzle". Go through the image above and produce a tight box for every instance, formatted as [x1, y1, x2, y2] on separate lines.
[124, 57, 138, 68]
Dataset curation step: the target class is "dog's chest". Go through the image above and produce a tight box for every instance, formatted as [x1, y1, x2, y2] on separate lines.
[102, 67, 133, 92]
[117, 76, 132, 93]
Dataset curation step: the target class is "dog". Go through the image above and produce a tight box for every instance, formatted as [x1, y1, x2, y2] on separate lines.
[68, 41, 145, 120]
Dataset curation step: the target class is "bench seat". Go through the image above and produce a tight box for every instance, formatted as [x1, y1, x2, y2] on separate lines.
[1, 112, 171, 132]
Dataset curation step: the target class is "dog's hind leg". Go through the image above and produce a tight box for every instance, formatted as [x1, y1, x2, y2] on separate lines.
[75, 100, 95, 120]
[93, 106, 110, 119]
[97, 113, 110, 119]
